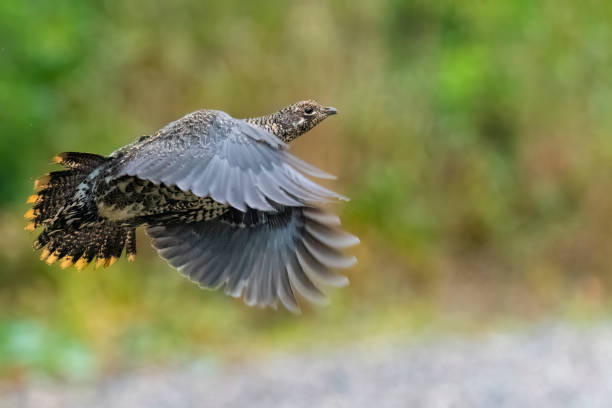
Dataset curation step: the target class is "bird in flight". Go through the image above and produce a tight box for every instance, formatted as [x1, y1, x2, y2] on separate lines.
[25, 100, 358, 312]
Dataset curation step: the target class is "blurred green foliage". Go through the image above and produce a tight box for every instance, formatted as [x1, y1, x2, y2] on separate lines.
[2, 0, 612, 379]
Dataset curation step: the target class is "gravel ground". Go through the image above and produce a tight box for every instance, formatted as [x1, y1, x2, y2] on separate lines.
[3, 322, 612, 408]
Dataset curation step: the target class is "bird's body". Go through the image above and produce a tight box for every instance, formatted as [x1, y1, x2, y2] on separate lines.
[26, 100, 358, 312]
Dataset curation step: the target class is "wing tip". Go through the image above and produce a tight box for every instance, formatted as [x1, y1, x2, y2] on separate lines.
[330, 275, 350, 288]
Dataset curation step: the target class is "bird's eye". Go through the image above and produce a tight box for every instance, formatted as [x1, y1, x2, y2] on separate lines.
[304, 107, 314, 115]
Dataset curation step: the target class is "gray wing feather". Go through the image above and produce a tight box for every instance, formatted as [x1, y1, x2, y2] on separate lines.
[115, 110, 344, 212]
[285, 155, 337, 180]
[146, 206, 359, 312]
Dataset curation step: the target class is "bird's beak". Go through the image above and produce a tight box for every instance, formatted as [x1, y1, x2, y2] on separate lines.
[325, 106, 338, 115]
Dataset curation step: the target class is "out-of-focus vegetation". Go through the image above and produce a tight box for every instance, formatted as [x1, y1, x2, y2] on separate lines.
[2, 0, 612, 380]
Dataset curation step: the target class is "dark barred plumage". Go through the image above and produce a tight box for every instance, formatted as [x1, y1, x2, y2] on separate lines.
[26, 99, 358, 312]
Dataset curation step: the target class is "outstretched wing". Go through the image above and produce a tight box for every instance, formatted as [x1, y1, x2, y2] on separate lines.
[112, 111, 344, 212]
[146, 206, 359, 312]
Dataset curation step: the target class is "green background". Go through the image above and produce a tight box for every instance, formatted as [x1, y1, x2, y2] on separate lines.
[2, 0, 612, 381]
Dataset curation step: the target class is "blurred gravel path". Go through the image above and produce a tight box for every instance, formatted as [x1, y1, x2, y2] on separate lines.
[4, 322, 612, 408]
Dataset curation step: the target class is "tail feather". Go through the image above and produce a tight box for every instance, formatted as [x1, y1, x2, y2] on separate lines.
[36, 222, 137, 270]
[53, 152, 108, 171]
[27, 152, 136, 270]
[126, 229, 137, 262]
[26, 153, 107, 229]
[28, 171, 84, 227]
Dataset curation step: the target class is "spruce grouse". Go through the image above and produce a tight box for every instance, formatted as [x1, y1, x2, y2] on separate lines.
[25, 100, 358, 312]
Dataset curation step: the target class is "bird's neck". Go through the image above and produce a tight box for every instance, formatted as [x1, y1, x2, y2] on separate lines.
[245, 113, 299, 143]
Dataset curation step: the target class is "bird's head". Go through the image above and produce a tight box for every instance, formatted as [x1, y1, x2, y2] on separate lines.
[273, 100, 338, 143]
